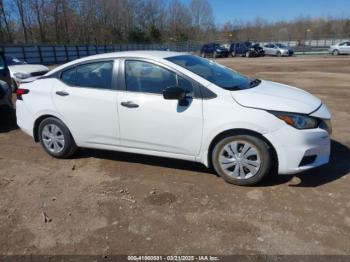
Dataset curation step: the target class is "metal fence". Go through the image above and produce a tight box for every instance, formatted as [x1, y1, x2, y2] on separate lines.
[0, 37, 348, 65]
[0, 43, 202, 65]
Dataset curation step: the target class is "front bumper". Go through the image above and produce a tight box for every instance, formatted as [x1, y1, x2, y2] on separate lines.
[264, 125, 331, 175]
[216, 51, 229, 57]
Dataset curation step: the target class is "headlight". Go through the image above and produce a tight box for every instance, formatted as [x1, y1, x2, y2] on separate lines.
[270, 111, 319, 129]
[216, 49, 221, 52]
[14, 72, 30, 79]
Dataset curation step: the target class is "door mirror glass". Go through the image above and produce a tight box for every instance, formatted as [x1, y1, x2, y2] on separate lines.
[163, 86, 186, 100]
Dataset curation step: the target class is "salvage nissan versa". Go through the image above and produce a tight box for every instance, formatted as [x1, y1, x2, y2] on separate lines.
[16, 51, 332, 186]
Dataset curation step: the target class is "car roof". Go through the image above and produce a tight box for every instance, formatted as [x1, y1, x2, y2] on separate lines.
[49, 50, 187, 75]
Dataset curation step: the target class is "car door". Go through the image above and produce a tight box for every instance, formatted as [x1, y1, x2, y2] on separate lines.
[52, 59, 120, 146]
[344, 42, 350, 54]
[264, 44, 271, 55]
[117, 59, 203, 156]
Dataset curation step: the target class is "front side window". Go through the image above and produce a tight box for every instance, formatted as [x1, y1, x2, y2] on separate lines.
[60, 61, 113, 89]
[166, 55, 256, 90]
[125, 60, 178, 94]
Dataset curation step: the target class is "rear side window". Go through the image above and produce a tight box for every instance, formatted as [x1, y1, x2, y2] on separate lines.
[60, 61, 113, 89]
[61, 67, 76, 86]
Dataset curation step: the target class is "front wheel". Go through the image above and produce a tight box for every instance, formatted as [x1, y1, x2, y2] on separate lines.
[213, 51, 217, 58]
[38, 117, 77, 158]
[332, 49, 339, 55]
[212, 135, 272, 186]
[245, 51, 251, 57]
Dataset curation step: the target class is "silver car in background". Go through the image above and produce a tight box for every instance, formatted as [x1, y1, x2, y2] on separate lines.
[263, 43, 294, 56]
[329, 41, 350, 55]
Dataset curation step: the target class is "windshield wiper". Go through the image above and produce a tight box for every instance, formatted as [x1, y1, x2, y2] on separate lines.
[249, 79, 261, 88]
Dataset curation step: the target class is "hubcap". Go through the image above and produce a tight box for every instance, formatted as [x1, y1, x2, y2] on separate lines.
[218, 141, 261, 179]
[42, 124, 65, 153]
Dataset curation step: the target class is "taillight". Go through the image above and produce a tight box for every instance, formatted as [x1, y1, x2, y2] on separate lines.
[16, 88, 29, 100]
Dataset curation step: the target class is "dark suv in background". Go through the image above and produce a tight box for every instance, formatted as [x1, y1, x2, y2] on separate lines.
[229, 42, 265, 57]
[200, 43, 229, 58]
[0, 51, 13, 111]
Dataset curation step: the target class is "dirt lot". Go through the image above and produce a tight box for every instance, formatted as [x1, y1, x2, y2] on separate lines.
[0, 56, 349, 255]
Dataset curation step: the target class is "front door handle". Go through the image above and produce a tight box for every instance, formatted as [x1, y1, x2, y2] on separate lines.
[121, 101, 139, 108]
[56, 91, 69, 96]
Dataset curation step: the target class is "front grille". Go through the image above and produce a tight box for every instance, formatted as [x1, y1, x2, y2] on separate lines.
[299, 155, 317, 167]
[31, 70, 49, 77]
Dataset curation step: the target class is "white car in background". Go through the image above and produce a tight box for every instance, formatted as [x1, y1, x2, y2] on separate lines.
[329, 41, 350, 55]
[16, 51, 332, 186]
[6, 55, 49, 92]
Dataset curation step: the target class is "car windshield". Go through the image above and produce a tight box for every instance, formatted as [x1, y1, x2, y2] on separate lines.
[6, 56, 26, 65]
[166, 55, 259, 90]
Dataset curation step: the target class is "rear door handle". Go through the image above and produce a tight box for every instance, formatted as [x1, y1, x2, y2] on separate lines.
[56, 91, 69, 96]
[121, 101, 139, 108]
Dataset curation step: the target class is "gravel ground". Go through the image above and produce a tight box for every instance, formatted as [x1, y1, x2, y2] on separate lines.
[0, 55, 349, 255]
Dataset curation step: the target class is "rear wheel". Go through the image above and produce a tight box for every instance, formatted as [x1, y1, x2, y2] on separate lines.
[213, 51, 217, 58]
[201, 52, 206, 58]
[212, 135, 272, 186]
[245, 51, 251, 57]
[231, 51, 236, 57]
[276, 51, 282, 57]
[38, 117, 77, 158]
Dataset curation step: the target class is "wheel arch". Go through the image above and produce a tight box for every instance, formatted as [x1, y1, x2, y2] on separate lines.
[33, 114, 72, 142]
[205, 128, 278, 173]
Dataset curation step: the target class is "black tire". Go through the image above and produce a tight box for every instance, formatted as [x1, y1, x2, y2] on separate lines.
[211, 135, 272, 186]
[231, 51, 236, 57]
[213, 51, 217, 58]
[332, 49, 339, 56]
[201, 52, 206, 58]
[245, 51, 251, 57]
[38, 117, 77, 158]
[276, 51, 282, 57]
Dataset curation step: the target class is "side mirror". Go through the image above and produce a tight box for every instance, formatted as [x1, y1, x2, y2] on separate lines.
[163, 86, 186, 100]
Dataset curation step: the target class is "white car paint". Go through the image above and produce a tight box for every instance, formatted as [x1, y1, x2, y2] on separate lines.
[16, 51, 331, 176]
[6, 57, 49, 90]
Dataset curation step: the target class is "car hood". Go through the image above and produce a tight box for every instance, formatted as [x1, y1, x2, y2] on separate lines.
[8, 64, 49, 74]
[231, 80, 321, 114]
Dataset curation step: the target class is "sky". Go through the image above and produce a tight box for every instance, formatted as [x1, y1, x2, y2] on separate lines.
[182, 0, 350, 24]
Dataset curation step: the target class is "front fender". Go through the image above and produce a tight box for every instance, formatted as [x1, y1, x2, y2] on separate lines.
[197, 121, 271, 167]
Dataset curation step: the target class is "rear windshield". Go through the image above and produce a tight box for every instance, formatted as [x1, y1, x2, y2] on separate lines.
[166, 55, 259, 90]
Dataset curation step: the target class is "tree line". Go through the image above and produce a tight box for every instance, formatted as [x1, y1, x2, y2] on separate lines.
[0, 0, 349, 45]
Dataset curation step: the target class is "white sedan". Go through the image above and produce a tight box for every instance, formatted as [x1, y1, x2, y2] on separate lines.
[16, 51, 332, 186]
[6, 55, 49, 92]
